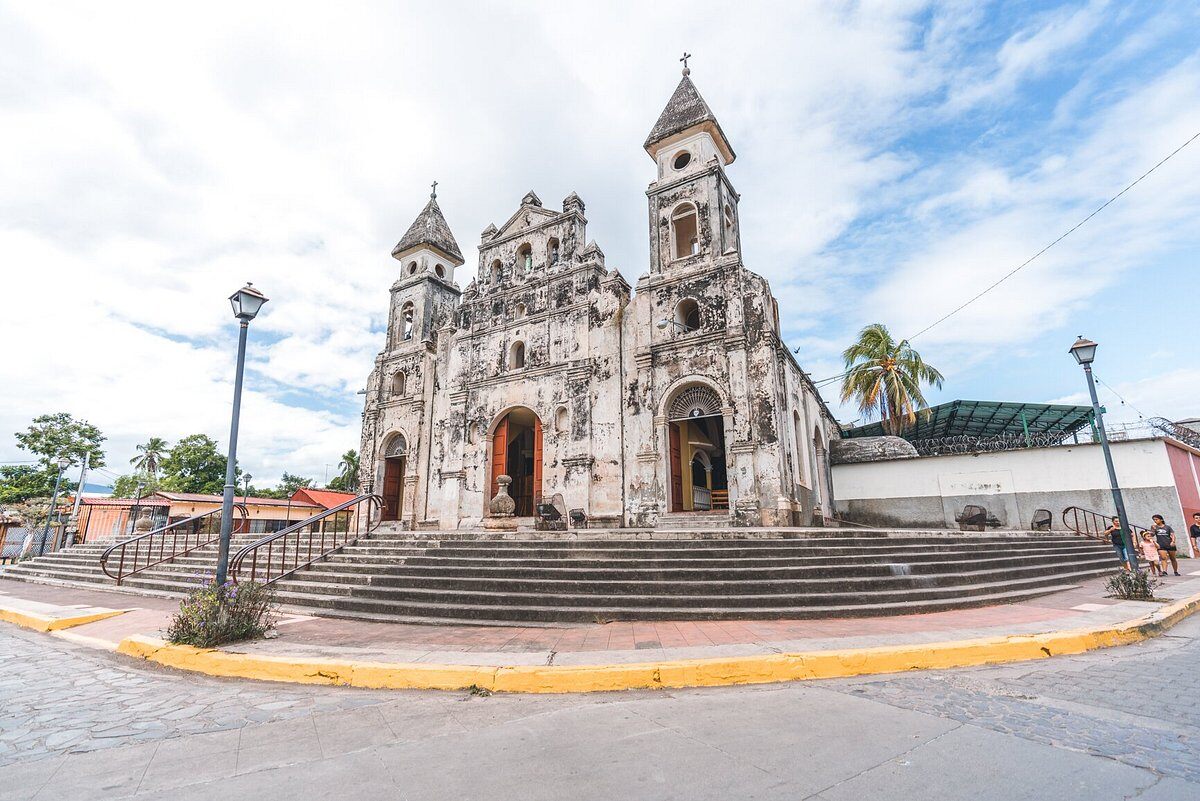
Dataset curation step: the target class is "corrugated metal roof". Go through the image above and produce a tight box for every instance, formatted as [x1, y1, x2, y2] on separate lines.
[842, 399, 1094, 441]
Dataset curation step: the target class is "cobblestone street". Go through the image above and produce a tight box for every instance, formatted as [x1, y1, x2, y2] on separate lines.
[2, 617, 1199, 799]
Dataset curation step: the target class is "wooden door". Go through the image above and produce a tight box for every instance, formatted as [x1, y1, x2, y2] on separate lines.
[533, 417, 543, 504]
[490, 416, 509, 502]
[669, 423, 683, 513]
[381, 457, 403, 521]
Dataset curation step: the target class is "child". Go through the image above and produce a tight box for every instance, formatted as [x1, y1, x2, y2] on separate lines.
[1139, 531, 1162, 576]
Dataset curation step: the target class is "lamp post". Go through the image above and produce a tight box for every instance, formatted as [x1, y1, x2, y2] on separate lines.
[1069, 336, 1136, 570]
[39, 457, 70, 556]
[214, 283, 268, 586]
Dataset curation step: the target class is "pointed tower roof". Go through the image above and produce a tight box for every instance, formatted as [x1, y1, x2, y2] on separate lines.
[643, 72, 735, 163]
[392, 190, 463, 263]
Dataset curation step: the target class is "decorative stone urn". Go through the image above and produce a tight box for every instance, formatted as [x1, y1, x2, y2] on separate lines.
[483, 475, 518, 531]
[133, 516, 154, 533]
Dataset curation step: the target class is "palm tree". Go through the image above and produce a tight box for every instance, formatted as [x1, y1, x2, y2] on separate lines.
[840, 324, 944, 435]
[130, 437, 169, 478]
[335, 449, 359, 492]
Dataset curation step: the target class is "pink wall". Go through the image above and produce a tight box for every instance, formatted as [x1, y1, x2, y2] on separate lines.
[1165, 440, 1200, 556]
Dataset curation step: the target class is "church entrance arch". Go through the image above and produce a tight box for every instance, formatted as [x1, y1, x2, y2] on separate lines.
[488, 407, 543, 517]
[666, 385, 728, 513]
[380, 434, 407, 522]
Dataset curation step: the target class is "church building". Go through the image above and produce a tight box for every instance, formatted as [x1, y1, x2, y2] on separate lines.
[359, 66, 839, 529]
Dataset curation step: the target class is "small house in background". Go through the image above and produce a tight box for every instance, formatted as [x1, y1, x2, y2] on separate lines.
[76, 496, 171, 542]
[289, 488, 356, 510]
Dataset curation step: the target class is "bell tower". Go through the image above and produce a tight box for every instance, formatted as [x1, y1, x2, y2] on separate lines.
[387, 184, 463, 349]
[644, 58, 741, 276]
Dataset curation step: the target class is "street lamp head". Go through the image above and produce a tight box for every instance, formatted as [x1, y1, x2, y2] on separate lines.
[656, 318, 670, 330]
[229, 282, 269, 321]
[1069, 335, 1098, 366]
[56, 456, 70, 469]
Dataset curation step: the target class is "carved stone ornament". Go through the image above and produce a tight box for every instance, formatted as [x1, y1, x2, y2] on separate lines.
[488, 474, 516, 517]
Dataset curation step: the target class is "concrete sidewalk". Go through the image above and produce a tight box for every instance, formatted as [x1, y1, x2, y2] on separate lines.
[4, 571, 1200, 692]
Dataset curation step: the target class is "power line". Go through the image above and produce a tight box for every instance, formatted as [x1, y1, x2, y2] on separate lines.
[1094, 373, 1153, 420]
[907, 128, 1200, 342]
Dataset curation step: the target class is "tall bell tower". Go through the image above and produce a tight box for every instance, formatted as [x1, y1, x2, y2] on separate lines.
[644, 56, 741, 276]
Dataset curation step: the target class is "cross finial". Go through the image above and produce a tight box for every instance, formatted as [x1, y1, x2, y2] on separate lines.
[430, 180, 438, 199]
[680, 52, 691, 76]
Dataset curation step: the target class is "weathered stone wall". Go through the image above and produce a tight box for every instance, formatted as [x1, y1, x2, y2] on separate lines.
[361, 140, 839, 529]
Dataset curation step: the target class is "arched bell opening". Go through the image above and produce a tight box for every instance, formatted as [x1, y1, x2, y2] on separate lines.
[380, 433, 408, 522]
[488, 407, 543, 517]
[666, 385, 729, 513]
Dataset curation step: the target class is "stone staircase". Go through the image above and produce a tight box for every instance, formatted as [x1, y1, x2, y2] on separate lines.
[0, 526, 1119, 625]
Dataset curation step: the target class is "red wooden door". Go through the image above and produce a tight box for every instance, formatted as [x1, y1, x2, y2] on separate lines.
[669, 423, 683, 513]
[490, 416, 509, 502]
[533, 417, 543, 503]
[381, 457, 403, 521]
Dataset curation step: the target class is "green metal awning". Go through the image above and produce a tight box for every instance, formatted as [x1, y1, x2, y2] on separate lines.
[841, 400, 1093, 442]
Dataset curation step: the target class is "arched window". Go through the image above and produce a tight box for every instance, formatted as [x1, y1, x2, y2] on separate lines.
[674, 298, 701, 333]
[401, 302, 414, 340]
[491, 259, 502, 283]
[671, 203, 699, 259]
[518, 243, 533, 270]
[514, 302, 527, 319]
[547, 238, 560, 265]
[793, 410, 806, 485]
[435, 263, 445, 278]
[407, 261, 418, 275]
[509, 340, 526, 369]
[391, 371, 406, 396]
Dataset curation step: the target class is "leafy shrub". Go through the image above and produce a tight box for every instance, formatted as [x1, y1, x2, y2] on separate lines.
[165, 580, 277, 647]
[1105, 570, 1158, 601]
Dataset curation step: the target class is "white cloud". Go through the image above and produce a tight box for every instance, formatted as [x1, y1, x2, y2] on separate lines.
[1, 1, 1197, 481]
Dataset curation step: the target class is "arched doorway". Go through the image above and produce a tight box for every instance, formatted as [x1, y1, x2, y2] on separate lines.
[380, 434, 407, 522]
[667, 386, 728, 513]
[489, 407, 542, 517]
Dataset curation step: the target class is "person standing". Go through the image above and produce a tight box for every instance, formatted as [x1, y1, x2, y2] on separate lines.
[1139, 531, 1163, 576]
[1152, 514, 1180, 577]
[1190, 512, 1200, 559]
[1105, 516, 1132, 570]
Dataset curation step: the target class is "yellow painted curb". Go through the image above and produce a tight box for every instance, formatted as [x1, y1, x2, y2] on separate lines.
[114, 591, 1200, 694]
[0, 606, 126, 633]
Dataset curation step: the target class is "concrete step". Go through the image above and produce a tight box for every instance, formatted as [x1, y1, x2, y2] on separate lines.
[271, 572, 1107, 623]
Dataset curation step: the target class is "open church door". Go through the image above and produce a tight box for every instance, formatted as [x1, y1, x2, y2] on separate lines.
[669, 422, 684, 513]
[533, 417, 543, 504]
[490, 416, 509, 502]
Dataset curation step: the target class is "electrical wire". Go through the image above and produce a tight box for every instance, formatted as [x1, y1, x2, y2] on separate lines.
[907, 128, 1200, 342]
[793, 128, 1200, 403]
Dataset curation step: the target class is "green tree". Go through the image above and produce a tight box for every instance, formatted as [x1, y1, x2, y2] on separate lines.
[160, 435, 227, 494]
[112, 473, 161, 498]
[840, 323, 944, 434]
[0, 465, 72, 504]
[14, 412, 106, 469]
[257, 472, 313, 499]
[328, 449, 359, 492]
[130, 437, 169, 478]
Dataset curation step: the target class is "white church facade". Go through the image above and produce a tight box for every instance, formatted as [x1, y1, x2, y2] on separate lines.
[359, 68, 839, 529]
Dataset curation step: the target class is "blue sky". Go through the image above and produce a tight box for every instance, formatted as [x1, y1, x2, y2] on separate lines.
[0, 1, 1197, 486]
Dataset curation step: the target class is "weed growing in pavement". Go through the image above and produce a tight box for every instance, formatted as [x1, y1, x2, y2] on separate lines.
[1106, 570, 1158, 601]
[165, 580, 277, 648]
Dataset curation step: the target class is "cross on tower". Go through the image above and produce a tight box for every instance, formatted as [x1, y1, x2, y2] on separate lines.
[430, 180, 438, 199]
[680, 52, 691, 75]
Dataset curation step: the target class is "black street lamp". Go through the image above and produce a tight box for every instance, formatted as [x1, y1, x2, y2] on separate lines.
[39, 457, 70, 556]
[214, 283, 268, 586]
[1069, 336, 1136, 570]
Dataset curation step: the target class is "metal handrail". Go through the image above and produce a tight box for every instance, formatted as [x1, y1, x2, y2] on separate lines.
[100, 504, 248, 584]
[230, 493, 383, 585]
[1062, 506, 1149, 540]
